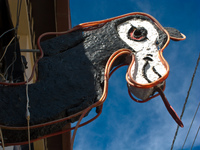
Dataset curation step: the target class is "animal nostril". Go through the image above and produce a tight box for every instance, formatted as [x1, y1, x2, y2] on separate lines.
[143, 54, 153, 61]
[147, 54, 153, 57]
[143, 57, 153, 61]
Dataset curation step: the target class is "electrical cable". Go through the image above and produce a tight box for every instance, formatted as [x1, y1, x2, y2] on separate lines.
[3, 49, 17, 81]
[0, 0, 40, 85]
[2, 104, 103, 146]
[27, 119, 31, 150]
[24, 63, 31, 150]
[0, 0, 22, 84]
[15, 0, 22, 32]
[0, 0, 22, 40]
[0, 28, 15, 39]
[9, 0, 22, 82]
[181, 102, 200, 149]
[0, 73, 6, 81]
[190, 125, 200, 150]
[171, 53, 200, 150]
[70, 46, 184, 149]
[0, 31, 154, 148]
[9, 37, 18, 82]
[0, 36, 15, 82]
[0, 36, 15, 62]
[0, 0, 21, 60]
[0, 128, 5, 150]
[70, 49, 134, 150]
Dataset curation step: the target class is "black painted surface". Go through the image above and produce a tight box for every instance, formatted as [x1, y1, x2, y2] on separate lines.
[0, 16, 131, 143]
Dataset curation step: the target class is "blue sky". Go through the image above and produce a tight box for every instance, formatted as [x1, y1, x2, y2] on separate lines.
[70, 0, 200, 150]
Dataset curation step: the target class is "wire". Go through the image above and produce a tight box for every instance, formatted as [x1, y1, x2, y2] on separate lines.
[0, 36, 15, 62]
[0, 0, 22, 40]
[3, 50, 17, 81]
[15, 0, 22, 33]
[171, 53, 200, 150]
[70, 107, 92, 150]
[27, 118, 31, 150]
[0, 73, 6, 81]
[25, 81, 31, 150]
[0, 0, 39, 85]
[0, 36, 15, 81]
[2, 105, 103, 146]
[9, 0, 22, 82]
[23, 57, 31, 150]
[0, 28, 15, 39]
[181, 102, 200, 149]
[0, 128, 5, 150]
[20, 49, 40, 53]
[0, 0, 21, 39]
[0, 0, 22, 84]
[70, 49, 133, 150]
[190, 125, 200, 150]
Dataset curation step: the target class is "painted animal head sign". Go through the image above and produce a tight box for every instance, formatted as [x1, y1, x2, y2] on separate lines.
[118, 16, 171, 99]
[0, 12, 185, 146]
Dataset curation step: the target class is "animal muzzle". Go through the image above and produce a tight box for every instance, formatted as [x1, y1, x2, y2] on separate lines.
[126, 50, 168, 100]
[107, 49, 183, 127]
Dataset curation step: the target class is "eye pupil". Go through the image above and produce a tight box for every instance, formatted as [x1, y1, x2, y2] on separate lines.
[128, 26, 148, 41]
[134, 27, 147, 38]
[134, 29, 142, 37]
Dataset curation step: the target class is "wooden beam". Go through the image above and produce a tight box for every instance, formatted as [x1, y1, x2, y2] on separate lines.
[55, 0, 71, 32]
[46, 124, 71, 150]
[62, 124, 71, 150]
[33, 139, 46, 150]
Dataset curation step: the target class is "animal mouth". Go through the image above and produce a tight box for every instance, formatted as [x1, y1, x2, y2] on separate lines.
[126, 51, 168, 88]
[108, 49, 169, 98]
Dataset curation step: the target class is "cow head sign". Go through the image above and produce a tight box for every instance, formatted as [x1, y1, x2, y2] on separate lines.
[0, 12, 185, 145]
[116, 15, 185, 100]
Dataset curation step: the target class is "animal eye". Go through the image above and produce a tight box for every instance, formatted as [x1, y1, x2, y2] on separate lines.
[128, 26, 148, 41]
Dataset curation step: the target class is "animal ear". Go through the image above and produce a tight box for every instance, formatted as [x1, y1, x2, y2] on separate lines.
[164, 27, 186, 41]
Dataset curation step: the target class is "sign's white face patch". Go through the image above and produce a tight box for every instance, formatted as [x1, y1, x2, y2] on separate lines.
[117, 18, 168, 100]
[117, 18, 167, 84]
[117, 19, 159, 52]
